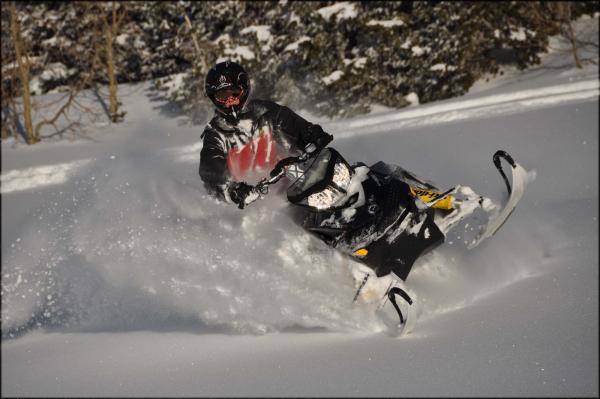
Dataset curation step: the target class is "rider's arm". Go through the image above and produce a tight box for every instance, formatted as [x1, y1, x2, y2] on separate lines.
[199, 127, 233, 201]
[263, 101, 333, 154]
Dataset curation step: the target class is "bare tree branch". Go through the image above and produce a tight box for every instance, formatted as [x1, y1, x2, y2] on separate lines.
[8, 1, 37, 144]
[33, 43, 101, 137]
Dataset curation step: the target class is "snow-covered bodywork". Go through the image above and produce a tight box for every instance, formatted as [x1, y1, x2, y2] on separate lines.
[249, 147, 525, 283]
[238, 144, 533, 335]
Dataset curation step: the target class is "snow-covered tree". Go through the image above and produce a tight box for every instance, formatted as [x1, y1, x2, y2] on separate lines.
[2, 0, 598, 139]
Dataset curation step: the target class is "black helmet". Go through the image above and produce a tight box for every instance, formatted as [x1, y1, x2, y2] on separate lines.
[205, 61, 250, 118]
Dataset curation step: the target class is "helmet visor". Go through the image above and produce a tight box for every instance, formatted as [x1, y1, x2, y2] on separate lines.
[214, 86, 244, 107]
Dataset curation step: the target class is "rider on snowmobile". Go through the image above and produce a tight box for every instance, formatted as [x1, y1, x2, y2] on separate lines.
[199, 61, 334, 208]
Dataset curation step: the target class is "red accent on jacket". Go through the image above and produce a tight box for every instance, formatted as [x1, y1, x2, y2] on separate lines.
[226, 130, 279, 181]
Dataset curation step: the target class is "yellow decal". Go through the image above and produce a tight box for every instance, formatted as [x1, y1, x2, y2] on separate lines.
[409, 186, 454, 210]
[353, 248, 369, 257]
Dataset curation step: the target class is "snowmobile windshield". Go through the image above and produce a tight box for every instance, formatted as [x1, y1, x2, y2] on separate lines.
[286, 148, 353, 210]
[287, 149, 333, 199]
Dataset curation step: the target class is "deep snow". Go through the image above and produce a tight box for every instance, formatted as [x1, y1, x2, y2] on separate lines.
[1, 16, 598, 397]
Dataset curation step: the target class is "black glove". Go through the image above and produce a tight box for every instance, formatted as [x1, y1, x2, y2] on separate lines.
[228, 182, 253, 209]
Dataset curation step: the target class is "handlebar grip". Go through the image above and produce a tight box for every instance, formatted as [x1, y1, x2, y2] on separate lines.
[241, 154, 308, 209]
[270, 156, 301, 178]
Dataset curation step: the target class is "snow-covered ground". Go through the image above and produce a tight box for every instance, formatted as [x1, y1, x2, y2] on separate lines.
[2, 17, 598, 397]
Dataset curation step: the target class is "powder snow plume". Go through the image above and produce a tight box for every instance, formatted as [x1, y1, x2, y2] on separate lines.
[1, 150, 383, 337]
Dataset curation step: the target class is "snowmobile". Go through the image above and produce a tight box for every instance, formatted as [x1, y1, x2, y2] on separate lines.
[241, 146, 531, 336]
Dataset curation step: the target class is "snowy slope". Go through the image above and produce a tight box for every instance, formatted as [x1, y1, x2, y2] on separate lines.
[2, 17, 598, 397]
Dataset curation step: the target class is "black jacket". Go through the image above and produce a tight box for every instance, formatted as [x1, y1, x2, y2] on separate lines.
[199, 99, 333, 202]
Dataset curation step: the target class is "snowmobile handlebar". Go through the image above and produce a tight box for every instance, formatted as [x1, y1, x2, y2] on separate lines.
[250, 152, 311, 198]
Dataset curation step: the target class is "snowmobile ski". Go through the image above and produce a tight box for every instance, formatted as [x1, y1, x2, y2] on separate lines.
[375, 273, 417, 337]
[467, 150, 531, 249]
[350, 267, 416, 337]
